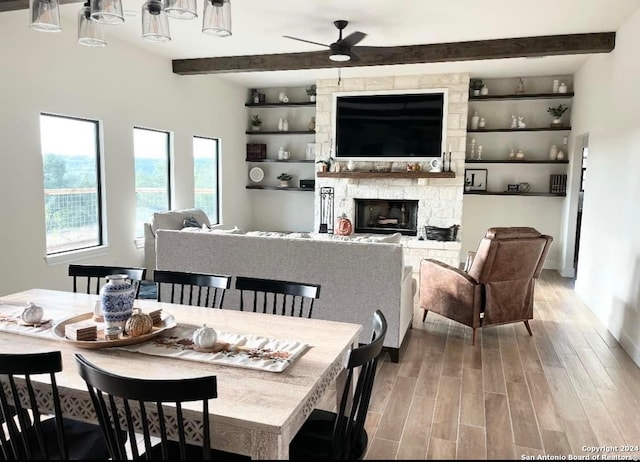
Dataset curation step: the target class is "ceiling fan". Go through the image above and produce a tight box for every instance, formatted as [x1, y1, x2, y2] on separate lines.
[283, 20, 367, 62]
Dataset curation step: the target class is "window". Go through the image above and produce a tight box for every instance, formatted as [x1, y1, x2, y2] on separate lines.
[40, 113, 103, 255]
[193, 136, 220, 223]
[134, 127, 171, 238]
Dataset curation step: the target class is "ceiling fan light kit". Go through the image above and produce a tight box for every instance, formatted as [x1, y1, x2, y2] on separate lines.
[28, 0, 232, 46]
[284, 19, 367, 63]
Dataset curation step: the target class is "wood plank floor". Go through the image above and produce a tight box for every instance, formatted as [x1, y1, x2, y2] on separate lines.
[322, 270, 640, 460]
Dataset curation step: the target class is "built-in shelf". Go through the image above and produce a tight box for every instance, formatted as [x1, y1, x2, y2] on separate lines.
[246, 185, 314, 192]
[245, 102, 316, 108]
[246, 130, 316, 135]
[245, 159, 315, 163]
[465, 160, 569, 164]
[317, 171, 456, 179]
[464, 191, 566, 197]
[469, 92, 574, 101]
[467, 127, 571, 133]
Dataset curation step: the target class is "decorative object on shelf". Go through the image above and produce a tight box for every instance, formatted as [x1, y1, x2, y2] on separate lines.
[249, 167, 264, 183]
[283, 150, 290, 160]
[250, 88, 260, 104]
[425, 224, 459, 242]
[558, 82, 568, 94]
[515, 150, 525, 160]
[517, 116, 526, 129]
[518, 182, 531, 193]
[306, 142, 316, 160]
[335, 213, 353, 236]
[552, 79, 560, 93]
[469, 138, 477, 160]
[556, 150, 565, 161]
[429, 158, 442, 173]
[246, 143, 266, 160]
[259, 93, 266, 104]
[278, 117, 285, 131]
[510, 114, 518, 129]
[306, 84, 317, 102]
[277, 173, 293, 187]
[278, 91, 288, 103]
[470, 78, 484, 96]
[250, 114, 262, 131]
[478, 117, 486, 129]
[547, 104, 568, 127]
[333, 162, 342, 173]
[347, 159, 355, 171]
[319, 187, 334, 233]
[550, 174, 568, 194]
[464, 169, 487, 192]
[308, 116, 316, 131]
[515, 78, 525, 95]
[480, 85, 489, 96]
[316, 159, 331, 172]
[278, 146, 286, 160]
[477, 145, 483, 160]
[100, 274, 134, 330]
[283, 119, 289, 131]
[443, 149, 452, 172]
[470, 110, 480, 130]
[507, 184, 519, 192]
[549, 144, 558, 160]
[508, 147, 516, 160]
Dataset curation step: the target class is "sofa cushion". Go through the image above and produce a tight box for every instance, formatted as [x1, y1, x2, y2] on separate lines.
[150, 208, 211, 236]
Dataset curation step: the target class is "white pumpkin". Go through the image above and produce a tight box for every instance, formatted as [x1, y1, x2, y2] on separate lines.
[192, 324, 217, 349]
[21, 302, 44, 324]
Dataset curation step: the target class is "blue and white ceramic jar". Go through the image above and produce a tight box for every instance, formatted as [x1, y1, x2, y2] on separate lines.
[100, 274, 134, 330]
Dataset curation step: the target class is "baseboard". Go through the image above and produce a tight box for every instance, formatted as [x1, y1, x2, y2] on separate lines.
[619, 331, 640, 368]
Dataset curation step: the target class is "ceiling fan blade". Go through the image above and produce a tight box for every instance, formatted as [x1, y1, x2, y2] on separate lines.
[283, 35, 329, 48]
[340, 31, 367, 48]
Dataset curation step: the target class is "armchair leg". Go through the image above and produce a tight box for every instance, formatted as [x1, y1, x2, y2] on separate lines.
[422, 309, 428, 322]
[472, 328, 477, 346]
[524, 320, 533, 336]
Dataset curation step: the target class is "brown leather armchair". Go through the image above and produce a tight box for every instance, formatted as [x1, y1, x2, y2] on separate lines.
[420, 227, 553, 345]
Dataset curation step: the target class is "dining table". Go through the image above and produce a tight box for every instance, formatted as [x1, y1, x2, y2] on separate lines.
[0, 288, 363, 460]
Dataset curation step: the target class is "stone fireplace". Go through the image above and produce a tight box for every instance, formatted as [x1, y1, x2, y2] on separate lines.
[313, 72, 470, 269]
[354, 199, 418, 236]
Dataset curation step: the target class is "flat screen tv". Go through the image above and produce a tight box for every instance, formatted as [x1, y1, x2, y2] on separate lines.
[334, 91, 446, 160]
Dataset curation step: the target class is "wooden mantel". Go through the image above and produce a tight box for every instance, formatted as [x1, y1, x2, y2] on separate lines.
[316, 170, 455, 179]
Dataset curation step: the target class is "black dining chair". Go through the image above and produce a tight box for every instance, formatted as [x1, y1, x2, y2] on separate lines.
[289, 310, 387, 460]
[0, 351, 111, 460]
[74, 354, 248, 461]
[68, 264, 147, 299]
[234, 276, 321, 318]
[154, 269, 231, 309]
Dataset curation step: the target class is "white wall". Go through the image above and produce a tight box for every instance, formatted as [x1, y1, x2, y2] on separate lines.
[0, 10, 250, 296]
[571, 7, 640, 365]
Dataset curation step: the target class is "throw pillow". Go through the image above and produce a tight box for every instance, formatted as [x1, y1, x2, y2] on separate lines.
[182, 215, 201, 228]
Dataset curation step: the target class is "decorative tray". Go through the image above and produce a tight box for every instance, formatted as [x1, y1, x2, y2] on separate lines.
[52, 311, 176, 349]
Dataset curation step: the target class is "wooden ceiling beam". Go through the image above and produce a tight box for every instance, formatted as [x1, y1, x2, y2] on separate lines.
[172, 32, 616, 75]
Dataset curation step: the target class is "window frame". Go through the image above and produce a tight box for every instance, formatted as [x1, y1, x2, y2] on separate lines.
[193, 135, 221, 225]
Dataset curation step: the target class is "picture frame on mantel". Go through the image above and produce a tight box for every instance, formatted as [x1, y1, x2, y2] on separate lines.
[465, 168, 487, 191]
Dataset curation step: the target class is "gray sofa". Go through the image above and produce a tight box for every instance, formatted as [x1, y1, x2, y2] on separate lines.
[155, 229, 416, 362]
[143, 208, 211, 280]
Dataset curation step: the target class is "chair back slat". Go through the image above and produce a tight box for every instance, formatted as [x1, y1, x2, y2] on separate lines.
[154, 270, 231, 309]
[235, 277, 321, 319]
[68, 265, 147, 299]
[75, 354, 217, 460]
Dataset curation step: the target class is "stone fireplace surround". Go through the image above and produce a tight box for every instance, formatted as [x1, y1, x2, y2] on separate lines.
[313, 73, 469, 270]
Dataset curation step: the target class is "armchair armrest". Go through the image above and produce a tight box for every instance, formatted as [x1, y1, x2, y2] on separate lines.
[419, 259, 481, 328]
[464, 251, 476, 272]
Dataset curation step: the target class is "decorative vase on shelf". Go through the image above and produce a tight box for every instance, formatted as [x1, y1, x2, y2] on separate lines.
[278, 180, 290, 188]
[470, 111, 480, 130]
[100, 274, 134, 330]
[309, 95, 316, 102]
[278, 91, 287, 102]
[556, 150, 565, 161]
[278, 117, 284, 131]
[283, 119, 289, 131]
[549, 144, 558, 160]
[551, 118, 563, 128]
[558, 82, 568, 94]
[480, 86, 489, 96]
[308, 116, 316, 131]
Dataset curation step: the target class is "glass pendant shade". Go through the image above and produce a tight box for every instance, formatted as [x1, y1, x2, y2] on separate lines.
[78, 3, 106, 46]
[165, 0, 197, 20]
[202, 0, 231, 37]
[142, 0, 171, 42]
[30, 0, 62, 32]
[90, 0, 124, 25]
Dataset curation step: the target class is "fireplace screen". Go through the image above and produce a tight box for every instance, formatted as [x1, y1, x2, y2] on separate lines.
[354, 199, 418, 236]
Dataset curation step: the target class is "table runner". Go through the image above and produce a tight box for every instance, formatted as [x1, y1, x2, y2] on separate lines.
[116, 324, 309, 373]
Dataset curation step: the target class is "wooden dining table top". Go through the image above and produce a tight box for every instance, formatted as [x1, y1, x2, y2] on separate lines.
[0, 288, 363, 459]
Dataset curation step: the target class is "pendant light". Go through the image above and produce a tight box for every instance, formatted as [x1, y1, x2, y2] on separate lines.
[202, 0, 231, 37]
[90, 0, 124, 25]
[30, 0, 62, 32]
[142, 0, 171, 42]
[78, 1, 106, 47]
[165, 0, 197, 20]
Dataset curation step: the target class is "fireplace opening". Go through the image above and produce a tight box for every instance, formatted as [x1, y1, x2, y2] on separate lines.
[354, 199, 418, 236]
